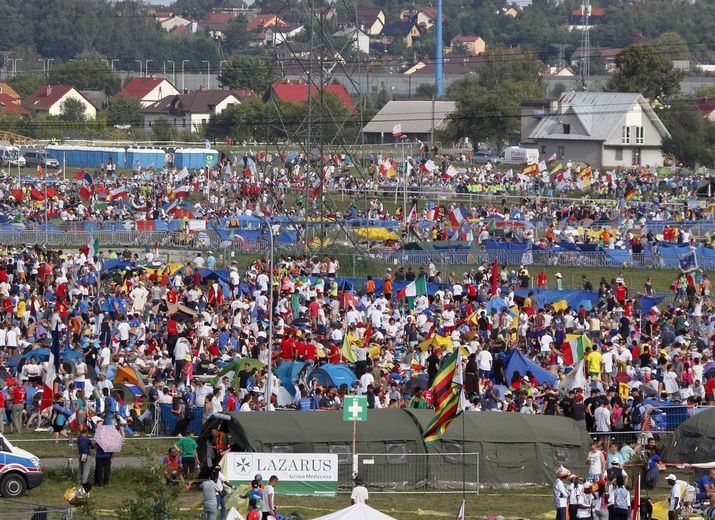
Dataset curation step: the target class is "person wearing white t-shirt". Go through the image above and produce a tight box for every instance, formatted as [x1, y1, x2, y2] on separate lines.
[350, 475, 369, 505]
[262, 476, 278, 519]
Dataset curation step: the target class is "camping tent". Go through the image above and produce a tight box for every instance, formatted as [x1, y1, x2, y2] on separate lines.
[114, 365, 146, 393]
[403, 409, 591, 489]
[309, 364, 358, 389]
[312, 503, 398, 520]
[661, 408, 713, 470]
[503, 349, 558, 387]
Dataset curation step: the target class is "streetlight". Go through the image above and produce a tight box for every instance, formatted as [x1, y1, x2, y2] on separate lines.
[111, 59, 119, 71]
[145, 59, 153, 76]
[181, 60, 190, 92]
[47, 58, 54, 73]
[102, 59, 109, 67]
[220, 60, 227, 69]
[202, 60, 210, 90]
[135, 60, 142, 76]
[254, 214, 274, 410]
[166, 60, 176, 86]
[38, 59, 46, 76]
[12, 59, 21, 76]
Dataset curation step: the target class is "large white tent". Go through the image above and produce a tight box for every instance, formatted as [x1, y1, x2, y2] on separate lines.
[312, 503, 398, 520]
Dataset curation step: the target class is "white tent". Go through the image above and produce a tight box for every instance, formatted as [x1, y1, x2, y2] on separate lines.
[312, 503, 398, 520]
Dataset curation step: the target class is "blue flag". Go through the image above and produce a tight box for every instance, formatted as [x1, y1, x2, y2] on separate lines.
[679, 250, 698, 273]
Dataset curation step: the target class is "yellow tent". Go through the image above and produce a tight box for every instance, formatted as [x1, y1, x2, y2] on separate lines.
[354, 228, 400, 241]
[418, 334, 452, 352]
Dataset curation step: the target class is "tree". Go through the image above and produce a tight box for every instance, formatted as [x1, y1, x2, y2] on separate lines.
[608, 44, 686, 102]
[653, 32, 691, 62]
[660, 99, 715, 167]
[49, 52, 121, 95]
[106, 95, 144, 127]
[117, 455, 182, 520]
[415, 83, 437, 99]
[7, 73, 44, 98]
[152, 117, 178, 142]
[205, 98, 269, 142]
[59, 98, 87, 122]
[217, 54, 276, 95]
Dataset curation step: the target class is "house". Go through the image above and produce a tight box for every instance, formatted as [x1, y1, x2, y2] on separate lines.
[381, 21, 421, 48]
[399, 6, 445, 30]
[521, 92, 671, 167]
[262, 24, 305, 45]
[201, 12, 236, 36]
[501, 5, 522, 17]
[694, 98, 715, 122]
[354, 8, 385, 36]
[362, 100, 456, 144]
[141, 88, 243, 131]
[246, 13, 287, 31]
[113, 77, 181, 107]
[0, 94, 28, 116]
[544, 65, 575, 77]
[24, 85, 97, 119]
[264, 79, 353, 111]
[449, 36, 486, 56]
[154, 12, 194, 32]
[404, 54, 486, 76]
[570, 47, 622, 73]
[569, 7, 606, 26]
[81, 90, 109, 111]
[0, 83, 21, 105]
[333, 27, 370, 55]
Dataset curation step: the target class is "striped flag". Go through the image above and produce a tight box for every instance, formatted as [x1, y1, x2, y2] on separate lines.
[457, 500, 465, 520]
[449, 205, 468, 228]
[523, 163, 539, 175]
[109, 186, 126, 201]
[394, 277, 428, 300]
[624, 183, 636, 201]
[423, 381, 464, 445]
[429, 349, 461, 412]
[563, 333, 592, 366]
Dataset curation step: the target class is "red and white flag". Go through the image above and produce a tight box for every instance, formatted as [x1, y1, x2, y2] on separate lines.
[174, 185, 190, 198]
[548, 153, 557, 162]
[392, 124, 402, 137]
[456, 499, 465, 520]
[631, 475, 640, 520]
[109, 186, 127, 201]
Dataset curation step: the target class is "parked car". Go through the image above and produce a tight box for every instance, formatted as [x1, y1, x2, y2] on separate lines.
[0, 146, 25, 168]
[0, 433, 43, 498]
[23, 151, 59, 169]
[472, 152, 499, 164]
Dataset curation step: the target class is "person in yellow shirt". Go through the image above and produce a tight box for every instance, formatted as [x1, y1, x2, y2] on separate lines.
[587, 346, 602, 380]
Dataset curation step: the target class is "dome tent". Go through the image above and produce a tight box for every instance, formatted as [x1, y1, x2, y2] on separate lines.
[661, 408, 715, 469]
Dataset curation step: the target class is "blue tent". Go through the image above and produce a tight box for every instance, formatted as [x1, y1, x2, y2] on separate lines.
[276, 361, 308, 397]
[503, 349, 558, 387]
[309, 363, 358, 389]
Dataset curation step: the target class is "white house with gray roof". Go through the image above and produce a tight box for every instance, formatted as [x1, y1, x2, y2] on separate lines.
[521, 92, 671, 167]
[362, 100, 456, 144]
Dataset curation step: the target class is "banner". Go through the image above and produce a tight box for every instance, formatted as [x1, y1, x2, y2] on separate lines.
[223, 452, 338, 496]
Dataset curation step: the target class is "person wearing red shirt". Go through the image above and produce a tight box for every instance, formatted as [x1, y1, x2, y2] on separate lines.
[537, 269, 548, 288]
[11, 383, 26, 434]
[706, 376, 715, 404]
[305, 341, 317, 364]
[295, 339, 308, 361]
[280, 335, 295, 360]
[615, 283, 628, 305]
[328, 344, 341, 364]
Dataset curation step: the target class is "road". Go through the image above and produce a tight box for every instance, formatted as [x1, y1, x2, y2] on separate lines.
[41, 455, 158, 469]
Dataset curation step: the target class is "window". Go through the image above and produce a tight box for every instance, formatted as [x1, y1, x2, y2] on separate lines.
[621, 126, 631, 144]
[635, 126, 645, 144]
[632, 147, 641, 165]
[615, 147, 623, 161]
[563, 124, 570, 134]
[385, 443, 407, 464]
[553, 447, 573, 466]
[271, 445, 294, 454]
[329, 444, 352, 465]
[443, 443, 464, 464]
[541, 146, 547, 153]
[557, 145, 565, 159]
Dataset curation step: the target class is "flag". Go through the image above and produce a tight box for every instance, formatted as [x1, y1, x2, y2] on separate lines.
[394, 277, 428, 300]
[423, 160, 437, 173]
[86, 238, 99, 257]
[392, 124, 402, 137]
[430, 348, 461, 411]
[550, 163, 563, 174]
[423, 350, 464, 445]
[547, 153, 557, 162]
[624, 184, 636, 201]
[631, 476, 640, 520]
[457, 500, 465, 520]
[445, 164, 459, 178]
[109, 186, 126, 201]
[381, 159, 395, 177]
[79, 185, 94, 200]
[578, 166, 592, 188]
[175, 167, 190, 183]
[523, 163, 539, 175]
[43, 326, 62, 410]
[30, 188, 44, 201]
[679, 250, 698, 273]
[449, 205, 468, 228]
[491, 258, 499, 297]
[538, 160, 547, 172]
[174, 185, 190, 198]
[563, 334, 592, 366]
[341, 334, 359, 363]
[423, 390, 463, 445]
[552, 299, 568, 312]
[407, 205, 417, 222]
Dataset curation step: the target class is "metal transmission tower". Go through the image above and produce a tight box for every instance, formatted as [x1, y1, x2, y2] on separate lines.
[263, 0, 377, 255]
[580, 0, 591, 84]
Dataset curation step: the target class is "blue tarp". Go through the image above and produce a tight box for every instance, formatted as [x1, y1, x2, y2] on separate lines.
[641, 296, 665, 314]
[513, 288, 599, 310]
[503, 348, 558, 387]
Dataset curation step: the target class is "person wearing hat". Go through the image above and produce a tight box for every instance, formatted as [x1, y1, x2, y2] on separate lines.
[554, 466, 571, 520]
[350, 474, 369, 505]
[576, 483, 595, 519]
[555, 272, 563, 290]
[666, 474, 688, 520]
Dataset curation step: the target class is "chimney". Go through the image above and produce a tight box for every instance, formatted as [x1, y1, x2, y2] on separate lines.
[200, 85, 207, 91]
[46, 85, 52, 96]
[151, 74, 157, 79]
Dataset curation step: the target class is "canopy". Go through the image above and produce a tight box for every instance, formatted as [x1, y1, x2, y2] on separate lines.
[353, 228, 399, 241]
[312, 503, 398, 520]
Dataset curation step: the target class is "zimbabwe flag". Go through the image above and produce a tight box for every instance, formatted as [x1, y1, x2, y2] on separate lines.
[423, 389, 463, 445]
[430, 349, 460, 412]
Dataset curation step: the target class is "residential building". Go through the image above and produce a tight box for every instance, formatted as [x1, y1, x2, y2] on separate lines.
[569, 7, 606, 26]
[262, 24, 305, 45]
[356, 7, 386, 36]
[24, 85, 97, 119]
[399, 6, 445, 29]
[141, 88, 243, 131]
[112, 77, 181, 107]
[449, 36, 486, 56]
[264, 79, 353, 111]
[246, 13, 288, 31]
[381, 21, 421, 48]
[153, 12, 194, 32]
[0, 94, 28, 115]
[570, 47, 622, 73]
[521, 92, 671, 167]
[695, 98, 715, 121]
[333, 27, 370, 55]
[0, 83, 22, 105]
[362, 100, 456, 144]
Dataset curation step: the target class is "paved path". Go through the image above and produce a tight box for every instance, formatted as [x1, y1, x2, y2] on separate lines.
[41, 455, 159, 468]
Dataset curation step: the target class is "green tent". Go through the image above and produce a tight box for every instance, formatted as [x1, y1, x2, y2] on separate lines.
[403, 410, 592, 489]
[662, 408, 715, 471]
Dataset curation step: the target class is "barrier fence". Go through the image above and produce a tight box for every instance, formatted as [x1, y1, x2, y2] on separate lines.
[3, 500, 76, 520]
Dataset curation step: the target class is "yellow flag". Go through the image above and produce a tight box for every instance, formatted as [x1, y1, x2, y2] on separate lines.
[552, 299, 569, 312]
[619, 382, 629, 400]
[342, 334, 358, 363]
[550, 163, 563, 174]
[419, 334, 453, 352]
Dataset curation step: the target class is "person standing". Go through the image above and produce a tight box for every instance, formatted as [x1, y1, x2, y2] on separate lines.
[611, 476, 631, 520]
[262, 475, 278, 520]
[666, 474, 688, 520]
[94, 443, 113, 487]
[246, 498, 261, 520]
[176, 430, 200, 480]
[586, 442, 606, 483]
[11, 380, 26, 434]
[77, 426, 93, 485]
[201, 473, 222, 520]
[351, 474, 369, 505]
[553, 466, 571, 520]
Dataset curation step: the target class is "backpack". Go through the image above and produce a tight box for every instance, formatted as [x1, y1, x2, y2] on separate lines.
[185, 404, 196, 420]
[631, 405, 643, 426]
[614, 411, 625, 431]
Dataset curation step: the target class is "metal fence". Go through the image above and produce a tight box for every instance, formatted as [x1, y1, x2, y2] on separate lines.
[353, 452, 480, 493]
[3, 500, 76, 520]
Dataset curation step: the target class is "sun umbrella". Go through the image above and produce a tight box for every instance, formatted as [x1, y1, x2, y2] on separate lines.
[703, 361, 715, 373]
[94, 425, 124, 453]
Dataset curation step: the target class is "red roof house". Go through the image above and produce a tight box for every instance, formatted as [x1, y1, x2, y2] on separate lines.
[113, 77, 180, 107]
[264, 79, 353, 111]
[24, 85, 97, 118]
[0, 93, 28, 115]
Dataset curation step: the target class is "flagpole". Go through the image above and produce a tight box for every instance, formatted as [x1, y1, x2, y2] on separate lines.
[44, 174, 48, 246]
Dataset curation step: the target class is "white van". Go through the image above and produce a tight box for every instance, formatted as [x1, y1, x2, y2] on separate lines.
[498, 147, 539, 166]
[0, 433, 43, 497]
[0, 146, 26, 168]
